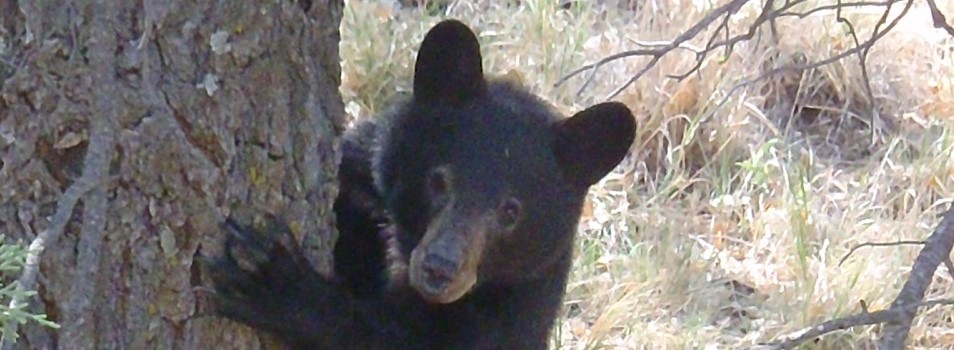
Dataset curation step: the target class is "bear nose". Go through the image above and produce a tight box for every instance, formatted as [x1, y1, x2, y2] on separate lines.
[421, 253, 458, 291]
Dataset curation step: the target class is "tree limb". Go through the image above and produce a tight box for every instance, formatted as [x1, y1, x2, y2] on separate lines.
[838, 240, 926, 266]
[878, 207, 954, 348]
[553, 0, 749, 97]
[925, 0, 954, 36]
[0, 1, 117, 348]
[750, 206, 954, 349]
[0, 157, 106, 349]
[751, 298, 954, 350]
[60, 0, 119, 344]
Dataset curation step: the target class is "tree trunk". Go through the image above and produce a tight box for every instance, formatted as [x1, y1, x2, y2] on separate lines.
[0, 0, 344, 348]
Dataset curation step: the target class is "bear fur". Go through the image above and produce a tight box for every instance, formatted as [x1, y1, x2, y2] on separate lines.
[205, 19, 636, 350]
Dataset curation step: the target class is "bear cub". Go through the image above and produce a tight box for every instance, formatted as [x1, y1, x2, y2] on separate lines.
[205, 19, 636, 350]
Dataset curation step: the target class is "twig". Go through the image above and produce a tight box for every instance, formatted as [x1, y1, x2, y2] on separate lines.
[553, 0, 750, 95]
[834, 0, 879, 130]
[777, 1, 895, 19]
[609, 0, 905, 99]
[838, 240, 926, 266]
[713, 0, 916, 115]
[556, 49, 663, 98]
[558, 0, 931, 101]
[925, 0, 954, 36]
[667, 0, 776, 81]
[629, 39, 704, 53]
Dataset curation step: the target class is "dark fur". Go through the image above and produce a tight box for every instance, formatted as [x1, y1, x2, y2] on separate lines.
[205, 19, 636, 350]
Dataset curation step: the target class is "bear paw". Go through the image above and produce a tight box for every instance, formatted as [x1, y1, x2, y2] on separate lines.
[203, 215, 321, 329]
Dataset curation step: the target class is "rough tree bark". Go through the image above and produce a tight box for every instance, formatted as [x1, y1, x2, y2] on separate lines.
[0, 0, 344, 348]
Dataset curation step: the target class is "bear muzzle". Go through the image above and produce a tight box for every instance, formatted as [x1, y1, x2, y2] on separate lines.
[408, 209, 489, 304]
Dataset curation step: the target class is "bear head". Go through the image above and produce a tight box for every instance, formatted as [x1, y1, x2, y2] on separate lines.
[373, 19, 637, 304]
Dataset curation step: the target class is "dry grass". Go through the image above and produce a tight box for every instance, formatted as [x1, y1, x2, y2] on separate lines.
[339, 0, 954, 348]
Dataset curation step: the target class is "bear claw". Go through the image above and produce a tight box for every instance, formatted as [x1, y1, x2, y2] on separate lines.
[204, 216, 319, 327]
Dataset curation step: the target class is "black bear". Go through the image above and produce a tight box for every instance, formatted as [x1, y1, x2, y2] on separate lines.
[205, 19, 636, 350]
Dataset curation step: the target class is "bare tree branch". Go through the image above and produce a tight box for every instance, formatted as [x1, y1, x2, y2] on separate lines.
[0, 160, 107, 349]
[60, 0, 119, 343]
[553, 0, 749, 96]
[838, 240, 926, 266]
[0, 2, 118, 348]
[557, 0, 947, 102]
[777, 1, 894, 19]
[750, 299, 954, 350]
[834, 0, 879, 123]
[925, 0, 954, 36]
[839, 239, 954, 281]
[712, 0, 916, 118]
[878, 207, 954, 348]
[746, 206, 954, 349]
[672, 0, 915, 104]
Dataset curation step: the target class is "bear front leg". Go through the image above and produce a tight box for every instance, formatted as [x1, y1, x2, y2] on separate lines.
[204, 215, 332, 345]
[205, 215, 428, 349]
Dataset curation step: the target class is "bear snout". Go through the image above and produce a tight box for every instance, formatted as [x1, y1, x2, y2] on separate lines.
[419, 253, 459, 292]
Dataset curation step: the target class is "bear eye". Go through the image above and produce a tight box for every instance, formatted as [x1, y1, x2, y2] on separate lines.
[499, 197, 522, 229]
[426, 168, 450, 198]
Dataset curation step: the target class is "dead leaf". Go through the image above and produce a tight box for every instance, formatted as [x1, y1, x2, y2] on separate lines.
[54, 132, 85, 149]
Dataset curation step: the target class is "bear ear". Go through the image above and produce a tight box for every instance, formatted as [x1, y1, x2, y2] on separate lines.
[552, 102, 636, 188]
[413, 19, 486, 106]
